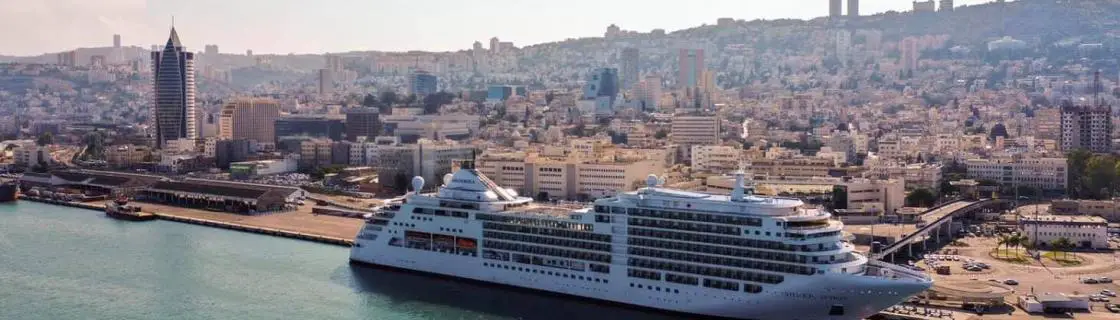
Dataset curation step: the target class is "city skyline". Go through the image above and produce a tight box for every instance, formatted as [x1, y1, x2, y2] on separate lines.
[0, 0, 996, 56]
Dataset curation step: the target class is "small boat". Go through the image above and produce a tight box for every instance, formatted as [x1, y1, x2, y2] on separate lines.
[0, 181, 18, 203]
[105, 196, 155, 221]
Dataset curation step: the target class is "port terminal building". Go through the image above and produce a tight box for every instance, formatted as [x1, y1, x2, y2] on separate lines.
[134, 179, 302, 214]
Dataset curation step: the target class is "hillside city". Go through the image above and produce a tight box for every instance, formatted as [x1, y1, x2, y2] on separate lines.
[5, 0, 1120, 318]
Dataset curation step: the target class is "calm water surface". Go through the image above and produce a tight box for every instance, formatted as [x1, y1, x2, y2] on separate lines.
[0, 202, 683, 320]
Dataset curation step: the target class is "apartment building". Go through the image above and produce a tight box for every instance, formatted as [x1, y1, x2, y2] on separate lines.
[219, 97, 281, 144]
[1060, 102, 1112, 153]
[965, 156, 1067, 193]
[13, 144, 51, 168]
[1050, 199, 1120, 222]
[866, 161, 943, 191]
[104, 145, 151, 169]
[691, 145, 740, 173]
[1020, 216, 1108, 249]
[706, 175, 905, 215]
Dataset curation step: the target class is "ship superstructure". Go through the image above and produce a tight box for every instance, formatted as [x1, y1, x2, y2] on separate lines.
[350, 161, 931, 319]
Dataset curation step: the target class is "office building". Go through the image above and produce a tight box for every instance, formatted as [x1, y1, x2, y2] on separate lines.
[104, 145, 151, 169]
[214, 139, 250, 169]
[356, 139, 475, 191]
[965, 157, 1068, 193]
[410, 70, 438, 97]
[1020, 216, 1108, 249]
[1060, 100, 1112, 153]
[584, 68, 619, 102]
[677, 49, 705, 88]
[848, 0, 859, 16]
[325, 55, 344, 73]
[219, 97, 281, 144]
[478, 151, 665, 200]
[835, 30, 852, 64]
[486, 85, 527, 101]
[829, 0, 843, 18]
[939, 0, 954, 11]
[151, 27, 197, 149]
[113, 34, 121, 48]
[900, 37, 919, 73]
[619, 48, 640, 90]
[274, 115, 345, 143]
[635, 76, 662, 111]
[345, 107, 381, 142]
[670, 116, 720, 145]
[204, 45, 219, 55]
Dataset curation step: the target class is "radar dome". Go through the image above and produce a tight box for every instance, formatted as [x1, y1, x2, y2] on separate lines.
[646, 174, 659, 187]
[411, 176, 425, 192]
[443, 173, 453, 185]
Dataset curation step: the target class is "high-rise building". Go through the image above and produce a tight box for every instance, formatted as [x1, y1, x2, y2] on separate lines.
[835, 29, 852, 64]
[318, 69, 334, 96]
[584, 68, 619, 101]
[677, 49, 704, 88]
[939, 0, 954, 11]
[913, 0, 936, 12]
[246, 49, 253, 57]
[619, 48, 640, 90]
[829, 0, 843, 18]
[215, 139, 251, 169]
[325, 55, 344, 73]
[670, 116, 720, 145]
[113, 34, 121, 48]
[204, 45, 219, 55]
[56, 51, 78, 66]
[900, 37, 920, 73]
[151, 27, 197, 149]
[219, 97, 281, 144]
[346, 107, 381, 142]
[1060, 101, 1112, 153]
[848, 0, 859, 16]
[410, 70, 438, 97]
[635, 76, 662, 111]
[489, 37, 500, 54]
[472, 41, 483, 51]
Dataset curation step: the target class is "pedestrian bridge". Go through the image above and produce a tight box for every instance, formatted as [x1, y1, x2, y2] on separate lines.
[872, 198, 1009, 260]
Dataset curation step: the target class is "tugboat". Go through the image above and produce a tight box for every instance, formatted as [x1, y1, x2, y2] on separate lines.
[0, 180, 18, 203]
[105, 196, 155, 221]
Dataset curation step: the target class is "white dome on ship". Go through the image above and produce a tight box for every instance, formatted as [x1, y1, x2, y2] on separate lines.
[646, 174, 658, 187]
[443, 173, 453, 185]
[411, 176, 425, 192]
[505, 188, 519, 197]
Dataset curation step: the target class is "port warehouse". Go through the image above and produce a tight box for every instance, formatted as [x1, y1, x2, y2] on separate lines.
[20, 170, 302, 214]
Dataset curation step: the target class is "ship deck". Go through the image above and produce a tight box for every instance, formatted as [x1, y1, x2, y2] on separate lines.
[504, 203, 588, 219]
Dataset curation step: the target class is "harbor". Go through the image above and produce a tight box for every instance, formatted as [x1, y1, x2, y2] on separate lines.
[19, 195, 361, 247]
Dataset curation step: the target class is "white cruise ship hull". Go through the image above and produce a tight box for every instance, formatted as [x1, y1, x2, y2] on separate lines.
[350, 237, 929, 320]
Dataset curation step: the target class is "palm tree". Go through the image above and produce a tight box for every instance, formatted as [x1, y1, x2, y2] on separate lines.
[1053, 237, 1073, 260]
[997, 235, 1010, 258]
[1007, 234, 1022, 255]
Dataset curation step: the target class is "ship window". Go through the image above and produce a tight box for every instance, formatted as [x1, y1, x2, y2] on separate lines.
[829, 305, 845, 316]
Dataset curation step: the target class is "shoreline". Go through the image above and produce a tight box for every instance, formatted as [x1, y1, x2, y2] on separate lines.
[19, 196, 358, 247]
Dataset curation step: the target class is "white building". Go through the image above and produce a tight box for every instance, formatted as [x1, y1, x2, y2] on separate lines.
[13, 144, 50, 167]
[965, 156, 1067, 193]
[671, 116, 720, 145]
[1020, 215, 1108, 249]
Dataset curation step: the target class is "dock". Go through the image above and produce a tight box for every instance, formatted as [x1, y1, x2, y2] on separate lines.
[19, 196, 357, 247]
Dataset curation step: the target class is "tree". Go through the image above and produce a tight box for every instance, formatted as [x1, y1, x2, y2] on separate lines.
[379, 91, 399, 107]
[1052, 237, 1074, 260]
[653, 129, 669, 140]
[422, 91, 456, 115]
[997, 235, 1010, 257]
[361, 94, 378, 108]
[1085, 155, 1117, 199]
[905, 188, 936, 207]
[36, 132, 53, 146]
[831, 186, 848, 210]
[1067, 149, 1092, 198]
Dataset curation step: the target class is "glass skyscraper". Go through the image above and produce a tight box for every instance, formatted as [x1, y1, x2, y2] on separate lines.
[151, 27, 197, 149]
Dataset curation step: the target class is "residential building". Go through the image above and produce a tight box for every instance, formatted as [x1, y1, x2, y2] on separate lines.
[634, 76, 662, 111]
[219, 97, 281, 144]
[939, 0, 954, 11]
[1020, 216, 1108, 249]
[410, 70, 438, 97]
[866, 162, 943, 191]
[13, 144, 51, 168]
[56, 51, 78, 66]
[486, 85, 527, 102]
[964, 156, 1067, 193]
[706, 175, 905, 215]
[900, 37, 919, 73]
[299, 139, 349, 169]
[345, 107, 380, 142]
[913, 0, 936, 12]
[670, 116, 720, 145]
[848, 0, 859, 16]
[113, 34, 121, 48]
[619, 48, 640, 90]
[691, 145, 740, 173]
[1060, 102, 1111, 153]
[274, 115, 346, 143]
[829, 0, 843, 18]
[151, 27, 197, 149]
[747, 157, 838, 178]
[677, 49, 705, 88]
[318, 69, 334, 96]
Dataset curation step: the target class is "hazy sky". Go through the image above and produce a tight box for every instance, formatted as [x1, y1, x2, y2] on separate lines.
[0, 0, 995, 56]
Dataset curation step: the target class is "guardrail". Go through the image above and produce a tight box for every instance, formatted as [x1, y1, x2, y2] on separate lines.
[873, 199, 1001, 260]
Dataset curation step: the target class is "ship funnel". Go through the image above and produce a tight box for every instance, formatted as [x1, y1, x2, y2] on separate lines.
[731, 171, 746, 201]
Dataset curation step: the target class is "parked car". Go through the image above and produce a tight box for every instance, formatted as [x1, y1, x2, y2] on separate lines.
[1084, 278, 1101, 284]
[1107, 304, 1120, 313]
[1004, 279, 1019, 285]
[1099, 277, 1113, 283]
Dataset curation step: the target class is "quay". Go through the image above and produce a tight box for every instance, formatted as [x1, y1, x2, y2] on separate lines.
[19, 195, 358, 247]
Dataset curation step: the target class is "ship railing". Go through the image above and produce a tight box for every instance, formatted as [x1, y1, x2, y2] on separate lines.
[864, 260, 930, 282]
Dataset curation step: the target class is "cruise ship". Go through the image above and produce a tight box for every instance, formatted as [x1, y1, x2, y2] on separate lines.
[350, 161, 932, 320]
